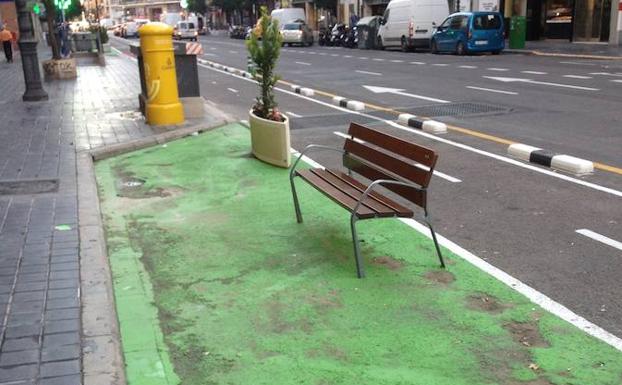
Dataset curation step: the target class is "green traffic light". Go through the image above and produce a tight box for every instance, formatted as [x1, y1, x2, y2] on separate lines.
[33, 3, 40, 14]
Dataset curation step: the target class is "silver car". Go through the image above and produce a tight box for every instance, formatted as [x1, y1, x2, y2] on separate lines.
[280, 22, 313, 46]
[174, 21, 198, 41]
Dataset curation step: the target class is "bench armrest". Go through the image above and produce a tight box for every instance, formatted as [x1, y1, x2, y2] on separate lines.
[352, 179, 424, 217]
[289, 145, 345, 179]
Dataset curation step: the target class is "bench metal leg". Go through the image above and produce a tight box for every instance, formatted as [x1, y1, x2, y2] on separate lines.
[424, 210, 445, 269]
[350, 215, 365, 278]
[290, 176, 303, 223]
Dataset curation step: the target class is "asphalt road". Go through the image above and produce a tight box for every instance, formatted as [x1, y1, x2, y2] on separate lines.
[110, 35, 622, 340]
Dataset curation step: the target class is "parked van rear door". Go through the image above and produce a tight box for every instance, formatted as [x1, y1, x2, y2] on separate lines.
[470, 13, 503, 48]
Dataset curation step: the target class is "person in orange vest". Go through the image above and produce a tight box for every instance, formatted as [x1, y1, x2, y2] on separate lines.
[0, 25, 13, 63]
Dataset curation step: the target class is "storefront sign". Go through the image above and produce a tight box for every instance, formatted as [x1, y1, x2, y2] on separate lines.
[479, 0, 499, 12]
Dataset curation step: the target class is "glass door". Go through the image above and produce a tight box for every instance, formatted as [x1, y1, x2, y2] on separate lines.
[573, 0, 612, 41]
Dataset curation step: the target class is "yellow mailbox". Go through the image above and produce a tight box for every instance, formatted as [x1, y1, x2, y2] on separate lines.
[139, 22, 184, 125]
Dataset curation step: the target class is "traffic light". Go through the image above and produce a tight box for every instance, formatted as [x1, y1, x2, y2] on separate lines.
[54, 0, 71, 10]
[33, 3, 41, 14]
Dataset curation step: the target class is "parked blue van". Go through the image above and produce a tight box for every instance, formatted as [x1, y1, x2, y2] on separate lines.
[430, 12, 504, 55]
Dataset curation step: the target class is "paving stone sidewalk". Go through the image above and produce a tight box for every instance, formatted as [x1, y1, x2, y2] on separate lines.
[0, 51, 221, 385]
[506, 40, 622, 58]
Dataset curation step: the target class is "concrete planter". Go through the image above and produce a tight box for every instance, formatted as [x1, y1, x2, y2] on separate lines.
[249, 109, 291, 168]
[42, 58, 77, 80]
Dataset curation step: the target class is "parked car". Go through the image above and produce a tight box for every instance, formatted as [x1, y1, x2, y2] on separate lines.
[271, 8, 306, 27]
[280, 21, 313, 46]
[229, 25, 247, 39]
[376, 0, 449, 51]
[430, 12, 504, 55]
[113, 24, 124, 36]
[174, 21, 198, 41]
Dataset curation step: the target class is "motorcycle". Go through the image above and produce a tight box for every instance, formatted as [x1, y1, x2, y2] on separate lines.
[329, 23, 346, 46]
[318, 26, 331, 46]
[343, 25, 358, 48]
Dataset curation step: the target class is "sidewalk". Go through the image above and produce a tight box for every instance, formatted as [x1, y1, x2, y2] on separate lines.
[0, 50, 227, 385]
[506, 40, 622, 59]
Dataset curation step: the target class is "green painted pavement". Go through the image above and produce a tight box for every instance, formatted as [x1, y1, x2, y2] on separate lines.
[96, 123, 622, 385]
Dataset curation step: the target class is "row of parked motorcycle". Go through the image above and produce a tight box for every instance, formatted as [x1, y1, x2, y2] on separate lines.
[318, 24, 358, 48]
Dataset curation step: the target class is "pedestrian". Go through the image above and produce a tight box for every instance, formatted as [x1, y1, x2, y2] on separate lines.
[0, 25, 13, 63]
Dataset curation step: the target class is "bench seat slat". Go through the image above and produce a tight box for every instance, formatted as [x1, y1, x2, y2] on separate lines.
[296, 169, 413, 219]
[323, 169, 413, 215]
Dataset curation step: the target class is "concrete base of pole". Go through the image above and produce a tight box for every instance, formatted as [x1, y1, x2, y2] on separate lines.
[18, 40, 48, 102]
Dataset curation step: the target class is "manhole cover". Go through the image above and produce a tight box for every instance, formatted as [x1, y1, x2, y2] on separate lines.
[0, 179, 59, 195]
[405, 102, 512, 118]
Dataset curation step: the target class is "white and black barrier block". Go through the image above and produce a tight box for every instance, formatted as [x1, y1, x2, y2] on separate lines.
[508, 143, 594, 175]
[290, 85, 315, 96]
[397, 113, 447, 134]
[332, 96, 365, 111]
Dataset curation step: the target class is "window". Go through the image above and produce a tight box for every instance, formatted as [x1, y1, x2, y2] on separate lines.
[473, 14, 501, 29]
[187, 23, 195, 29]
[283, 24, 301, 30]
[439, 17, 451, 29]
[449, 16, 468, 30]
[383, 9, 390, 23]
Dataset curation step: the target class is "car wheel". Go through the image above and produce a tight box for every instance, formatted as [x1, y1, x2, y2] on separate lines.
[455, 41, 466, 56]
[401, 37, 409, 52]
[431, 39, 438, 54]
[377, 36, 384, 50]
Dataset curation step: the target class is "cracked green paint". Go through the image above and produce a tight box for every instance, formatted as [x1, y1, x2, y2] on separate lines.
[96, 123, 622, 385]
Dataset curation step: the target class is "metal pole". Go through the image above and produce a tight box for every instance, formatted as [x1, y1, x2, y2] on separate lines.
[14, 0, 48, 101]
[95, 0, 100, 22]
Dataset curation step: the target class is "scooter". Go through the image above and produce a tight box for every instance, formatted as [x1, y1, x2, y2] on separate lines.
[343, 25, 358, 48]
[318, 26, 331, 46]
[329, 23, 346, 46]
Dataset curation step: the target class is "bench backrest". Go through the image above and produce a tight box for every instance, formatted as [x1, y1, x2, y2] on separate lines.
[342, 123, 438, 208]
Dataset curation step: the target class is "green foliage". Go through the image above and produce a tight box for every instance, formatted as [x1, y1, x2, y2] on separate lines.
[90, 25, 109, 44]
[63, 0, 82, 20]
[187, 0, 207, 15]
[246, 7, 283, 121]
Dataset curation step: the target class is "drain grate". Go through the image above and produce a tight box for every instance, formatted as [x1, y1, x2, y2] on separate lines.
[405, 102, 512, 118]
[0, 179, 59, 196]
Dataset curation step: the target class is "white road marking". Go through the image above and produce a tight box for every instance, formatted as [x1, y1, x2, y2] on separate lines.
[356, 70, 382, 76]
[466, 86, 518, 95]
[363, 85, 451, 103]
[576, 229, 622, 251]
[390, 59, 404, 63]
[308, 51, 317, 54]
[432, 63, 449, 66]
[290, 147, 622, 353]
[295, 61, 311, 66]
[563, 75, 592, 79]
[319, 52, 327, 55]
[331, 53, 339, 57]
[459, 65, 477, 69]
[373, 58, 385, 61]
[486, 67, 509, 71]
[227, 88, 238, 93]
[484, 76, 599, 91]
[204, 53, 216, 57]
[560, 61, 597, 66]
[410, 61, 426, 65]
[285, 111, 302, 118]
[343, 55, 352, 58]
[521, 70, 548, 75]
[332, 131, 461, 183]
[194, 60, 622, 199]
[229, 50, 238, 54]
[611, 79, 622, 83]
[210, 47, 217, 50]
[589, 72, 622, 77]
[359, 57, 369, 60]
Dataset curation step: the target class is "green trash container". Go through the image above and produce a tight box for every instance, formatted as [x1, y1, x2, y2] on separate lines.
[509, 16, 526, 49]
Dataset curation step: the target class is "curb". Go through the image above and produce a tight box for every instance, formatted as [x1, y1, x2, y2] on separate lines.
[397, 113, 447, 134]
[290, 85, 315, 96]
[198, 58, 254, 78]
[505, 48, 622, 61]
[332, 96, 365, 111]
[507, 143, 594, 175]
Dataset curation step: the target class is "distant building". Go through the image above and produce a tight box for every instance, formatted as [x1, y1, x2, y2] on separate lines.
[109, 0, 184, 22]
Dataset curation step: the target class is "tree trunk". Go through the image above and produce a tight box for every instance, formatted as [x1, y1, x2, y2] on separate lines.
[43, 0, 61, 60]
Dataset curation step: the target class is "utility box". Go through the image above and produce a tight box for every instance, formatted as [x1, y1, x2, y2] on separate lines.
[509, 16, 526, 49]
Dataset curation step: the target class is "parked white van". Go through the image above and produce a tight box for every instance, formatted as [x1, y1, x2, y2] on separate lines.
[377, 0, 450, 51]
[271, 8, 306, 27]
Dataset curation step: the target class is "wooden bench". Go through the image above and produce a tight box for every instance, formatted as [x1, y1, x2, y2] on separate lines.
[289, 122, 446, 278]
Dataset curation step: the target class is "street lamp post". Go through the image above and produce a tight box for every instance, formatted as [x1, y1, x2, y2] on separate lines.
[14, 0, 48, 101]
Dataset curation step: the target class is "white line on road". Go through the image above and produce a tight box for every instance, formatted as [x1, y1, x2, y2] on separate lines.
[410, 61, 426, 65]
[210, 47, 217, 50]
[319, 52, 327, 55]
[359, 57, 369, 60]
[459, 65, 477, 69]
[228, 50, 238, 54]
[332, 132, 461, 183]
[576, 229, 622, 251]
[295, 61, 311, 66]
[432, 63, 449, 66]
[204, 53, 216, 57]
[331, 54, 339, 57]
[563, 75, 593, 79]
[363, 85, 451, 103]
[486, 67, 509, 71]
[193, 60, 622, 199]
[343, 55, 352, 58]
[356, 70, 382, 76]
[289, 147, 622, 353]
[560, 61, 597, 66]
[285, 111, 302, 118]
[466, 86, 518, 95]
[589, 72, 622, 77]
[484, 76, 599, 91]
[308, 51, 317, 54]
[227, 88, 238, 93]
[611, 79, 622, 83]
[521, 70, 548, 75]
[373, 58, 385, 61]
[390, 59, 404, 63]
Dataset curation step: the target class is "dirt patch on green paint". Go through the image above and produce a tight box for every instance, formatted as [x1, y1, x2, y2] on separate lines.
[507, 378, 555, 385]
[424, 270, 455, 284]
[504, 321, 550, 348]
[466, 293, 512, 314]
[113, 166, 183, 199]
[371, 255, 404, 270]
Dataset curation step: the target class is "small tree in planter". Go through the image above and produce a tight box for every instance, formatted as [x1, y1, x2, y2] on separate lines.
[246, 7, 291, 168]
